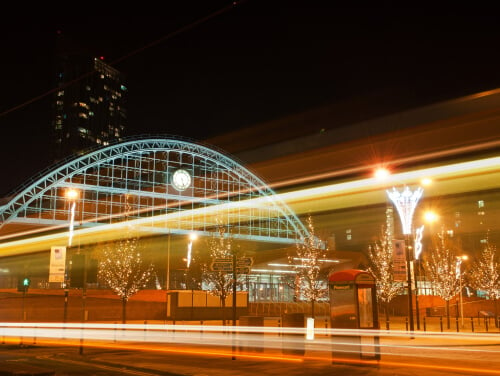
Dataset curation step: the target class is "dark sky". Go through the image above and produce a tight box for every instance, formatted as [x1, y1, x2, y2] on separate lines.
[1, 1, 500, 196]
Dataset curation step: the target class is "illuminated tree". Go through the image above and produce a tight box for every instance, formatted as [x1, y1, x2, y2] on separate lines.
[423, 230, 462, 329]
[202, 224, 244, 324]
[97, 236, 154, 323]
[468, 240, 500, 322]
[366, 225, 404, 323]
[288, 214, 330, 318]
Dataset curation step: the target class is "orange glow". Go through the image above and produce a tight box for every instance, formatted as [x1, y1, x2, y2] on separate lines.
[374, 167, 390, 180]
[424, 210, 439, 223]
[65, 188, 79, 201]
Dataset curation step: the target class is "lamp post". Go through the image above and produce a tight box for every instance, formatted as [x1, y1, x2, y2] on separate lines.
[64, 188, 79, 323]
[65, 188, 79, 247]
[166, 231, 171, 291]
[387, 186, 423, 332]
[456, 255, 468, 327]
[187, 233, 197, 319]
[413, 224, 424, 330]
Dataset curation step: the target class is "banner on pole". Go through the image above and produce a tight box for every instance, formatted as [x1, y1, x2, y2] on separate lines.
[49, 246, 67, 283]
[392, 239, 407, 282]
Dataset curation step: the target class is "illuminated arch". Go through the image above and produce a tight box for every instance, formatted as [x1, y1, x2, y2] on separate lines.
[0, 136, 308, 244]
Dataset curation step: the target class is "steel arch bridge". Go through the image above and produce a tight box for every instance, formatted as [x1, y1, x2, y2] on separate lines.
[0, 136, 308, 244]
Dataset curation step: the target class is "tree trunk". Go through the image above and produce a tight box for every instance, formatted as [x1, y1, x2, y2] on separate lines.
[122, 297, 127, 324]
[495, 298, 499, 328]
[446, 300, 450, 329]
[385, 302, 390, 329]
[221, 295, 226, 326]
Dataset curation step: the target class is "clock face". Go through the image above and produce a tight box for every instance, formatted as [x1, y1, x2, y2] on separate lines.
[172, 169, 191, 191]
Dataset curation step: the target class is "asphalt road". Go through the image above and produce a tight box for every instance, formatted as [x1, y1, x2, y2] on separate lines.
[1, 332, 499, 376]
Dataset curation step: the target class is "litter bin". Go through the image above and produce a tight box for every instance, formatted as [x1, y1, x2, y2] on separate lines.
[239, 316, 264, 352]
[282, 312, 305, 356]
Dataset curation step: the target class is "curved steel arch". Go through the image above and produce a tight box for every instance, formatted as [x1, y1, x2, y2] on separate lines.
[0, 136, 308, 244]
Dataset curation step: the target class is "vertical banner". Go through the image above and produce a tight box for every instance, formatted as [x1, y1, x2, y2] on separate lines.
[392, 239, 407, 282]
[49, 246, 67, 283]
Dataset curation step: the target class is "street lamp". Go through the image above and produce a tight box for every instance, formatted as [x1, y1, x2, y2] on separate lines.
[64, 188, 79, 324]
[387, 185, 423, 332]
[413, 224, 424, 330]
[187, 233, 198, 269]
[456, 255, 468, 327]
[65, 188, 79, 247]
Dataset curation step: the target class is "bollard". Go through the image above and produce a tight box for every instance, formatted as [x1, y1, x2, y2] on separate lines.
[423, 317, 426, 332]
[440, 316, 443, 332]
[456, 317, 459, 332]
[325, 319, 328, 329]
[498, 317, 500, 331]
[471, 317, 474, 332]
[386, 319, 390, 331]
[405, 317, 408, 332]
[485, 318, 489, 332]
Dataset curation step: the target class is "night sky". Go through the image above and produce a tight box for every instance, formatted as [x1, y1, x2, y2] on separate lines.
[1, 1, 500, 196]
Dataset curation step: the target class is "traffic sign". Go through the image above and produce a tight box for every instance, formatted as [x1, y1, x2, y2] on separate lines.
[210, 258, 232, 272]
[236, 267, 251, 274]
[210, 256, 254, 273]
[236, 257, 253, 267]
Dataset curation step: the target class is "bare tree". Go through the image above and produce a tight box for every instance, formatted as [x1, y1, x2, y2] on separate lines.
[366, 225, 404, 324]
[288, 214, 330, 318]
[97, 236, 154, 323]
[202, 224, 244, 325]
[423, 230, 463, 329]
[468, 239, 500, 323]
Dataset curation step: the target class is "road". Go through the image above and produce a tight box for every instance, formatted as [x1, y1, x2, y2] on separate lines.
[0, 323, 499, 375]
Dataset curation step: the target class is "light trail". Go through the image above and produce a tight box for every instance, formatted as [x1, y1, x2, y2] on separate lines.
[2, 153, 500, 257]
[2, 322, 500, 374]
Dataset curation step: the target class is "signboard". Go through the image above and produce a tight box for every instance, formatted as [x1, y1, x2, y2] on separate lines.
[236, 266, 251, 274]
[236, 257, 253, 267]
[49, 246, 67, 283]
[210, 256, 254, 273]
[392, 239, 407, 282]
[210, 258, 233, 272]
[236, 257, 253, 274]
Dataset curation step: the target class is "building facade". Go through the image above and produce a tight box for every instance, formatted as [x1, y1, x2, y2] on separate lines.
[51, 35, 127, 162]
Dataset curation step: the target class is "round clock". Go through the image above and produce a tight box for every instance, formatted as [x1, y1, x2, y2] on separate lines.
[172, 169, 191, 191]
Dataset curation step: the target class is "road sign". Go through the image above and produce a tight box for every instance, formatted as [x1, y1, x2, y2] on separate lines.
[210, 258, 233, 272]
[237, 257, 253, 267]
[236, 267, 251, 274]
[210, 256, 254, 273]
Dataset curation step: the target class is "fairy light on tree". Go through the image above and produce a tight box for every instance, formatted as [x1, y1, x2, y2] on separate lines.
[287, 214, 329, 319]
[367, 225, 404, 325]
[468, 238, 500, 324]
[423, 229, 463, 329]
[202, 224, 243, 325]
[97, 235, 154, 324]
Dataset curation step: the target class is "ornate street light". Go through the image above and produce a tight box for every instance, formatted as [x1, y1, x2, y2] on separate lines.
[387, 186, 423, 332]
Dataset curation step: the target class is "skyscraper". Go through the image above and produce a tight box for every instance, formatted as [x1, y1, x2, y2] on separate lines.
[51, 32, 127, 162]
